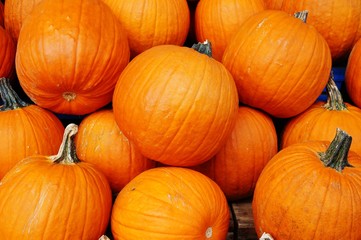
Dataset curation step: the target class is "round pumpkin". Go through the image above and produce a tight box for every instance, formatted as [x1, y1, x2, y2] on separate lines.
[253, 128, 361, 239]
[281, 73, 361, 156]
[75, 109, 156, 193]
[0, 77, 64, 179]
[193, 105, 278, 201]
[0, 123, 113, 239]
[345, 38, 361, 109]
[100, 0, 190, 57]
[195, 0, 265, 61]
[0, 26, 16, 79]
[112, 42, 239, 167]
[15, 0, 130, 115]
[111, 167, 230, 240]
[222, 10, 332, 118]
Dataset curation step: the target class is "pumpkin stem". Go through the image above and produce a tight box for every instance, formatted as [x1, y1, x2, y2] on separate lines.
[323, 71, 347, 111]
[0, 77, 29, 111]
[192, 40, 212, 57]
[318, 128, 353, 172]
[294, 10, 309, 23]
[50, 123, 80, 164]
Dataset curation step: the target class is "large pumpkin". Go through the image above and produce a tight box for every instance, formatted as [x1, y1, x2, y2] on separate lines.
[112, 42, 239, 167]
[253, 128, 361, 239]
[345, 38, 361, 109]
[0, 77, 64, 179]
[195, 0, 265, 61]
[111, 167, 230, 240]
[15, 0, 130, 115]
[0, 26, 16, 79]
[100, 0, 190, 57]
[222, 10, 332, 118]
[75, 109, 156, 193]
[0, 123, 113, 239]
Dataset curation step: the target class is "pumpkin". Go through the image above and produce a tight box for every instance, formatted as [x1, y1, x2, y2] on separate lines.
[112, 41, 239, 167]
[263, 0, 361, 60]
[111, 167, 230, 240]
[100, 0, 190, 57]
[253, 128, 361, 239]
[0, 77, 64, 179]
[194, 0, 265, 61]
[0, 123, 112, 239]
[193, 105, 278, 201]
[0, 26, 16, 79]
[345, 38, 361, 109]
[3, 0, 43, 42]
[222, 10, 332, 118]
[75, 109, 156, 193]
[15, 0, 130, 115]
[281, 72, 361, 156]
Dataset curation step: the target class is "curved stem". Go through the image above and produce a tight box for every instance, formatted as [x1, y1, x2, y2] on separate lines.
[192, 40, 213, 57]
[323, 71, 347, 111]
[0, 77, 29, 111]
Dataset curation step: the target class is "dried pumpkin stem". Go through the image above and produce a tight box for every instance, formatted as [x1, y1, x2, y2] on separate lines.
[0, 77, 29, 110]
[318, 128, 353, 172]
[294, 10, 309, 23]
[323, 71, 347, 111]
[192, 40, 212, 57]
[50, 123, 80, 164]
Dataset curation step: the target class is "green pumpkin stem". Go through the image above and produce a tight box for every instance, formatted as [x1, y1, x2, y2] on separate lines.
[294, 10, 309, 23]
[323, 71, 347, 110]
[192, 40, 213, 57]
[318, 128, 353, 172]
[0, 77, 29, 111]
[50, 123, 80, 164]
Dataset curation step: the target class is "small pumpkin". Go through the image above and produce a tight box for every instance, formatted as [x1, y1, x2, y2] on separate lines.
[75, 109, 156, 193]
[111, 167, 230, 240]
[345, 38, 361, 109]
[112, 41, 239, 167]
[253, 128, 361, 239]
[15, 0, 130, 115]
[0, 123, 112, 239]
[0, 26, 16, 79]
[222, 10, 332, 118]
[0, 77, 64, 179]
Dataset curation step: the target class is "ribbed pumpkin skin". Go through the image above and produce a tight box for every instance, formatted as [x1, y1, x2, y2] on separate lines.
[112, 44, 239, 167]
[111, 167, 230, 240]
[0, 157, 112, 239]
[281, 101, 361, 156]
[252, 141, 361, 239]
[346, 39, 361, 108]
[195, 0, 265, 61]
[4, 0, 43, 42]
[15, 0, 130, 115]
[75, 109, 156, 193]
[101, 0, 190, 57]
[0, 26, 16, 78]
[194, 106, 278, 201]
[264, 0, 361, 60]
[222, 10, 332, 118]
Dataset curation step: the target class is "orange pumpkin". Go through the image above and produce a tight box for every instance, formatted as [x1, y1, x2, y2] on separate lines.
[195, 0, 265, 61]
[193, 106, 278, 201]
[112, 42, 239, 167]
[0, 78, 64, 179]
[222, 10, 332, 118]
[253, 128, 361, 239]
[15, 0, 130, 115]
[0, 123, 113, 239]
[111, 167, 230, 240]
[75, 109, 156, 193]
[101, 0, 190, 57]
[281, 73, 361, 156]
[0, 26, 16, 79]
[346, 38, 361, 109]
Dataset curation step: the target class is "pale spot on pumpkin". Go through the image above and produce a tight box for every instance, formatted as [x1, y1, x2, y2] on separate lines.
[205, 227, 212, 238]
[63, 92, 76, 102]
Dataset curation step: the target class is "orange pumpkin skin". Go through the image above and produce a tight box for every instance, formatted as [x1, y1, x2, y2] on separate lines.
[346, 39, 361, 108]
[15, 0, 130, 115]
[0, 124, 113, 239]
[112, 44, 239, 167]
[193, 106, 278, 201]
[101, 0, 190, 57]
[253, 136, 361, 239]
[222, 10, 332, 118]
[263, 0, 361, 60]
[0, 26, 16, 78]
[75, 109, 156, 193]
[111, 167, 230, 240]
[195, 0, 265, 61]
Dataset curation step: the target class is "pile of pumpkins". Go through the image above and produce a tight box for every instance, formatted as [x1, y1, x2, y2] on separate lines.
[1, 0, 361, 239]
